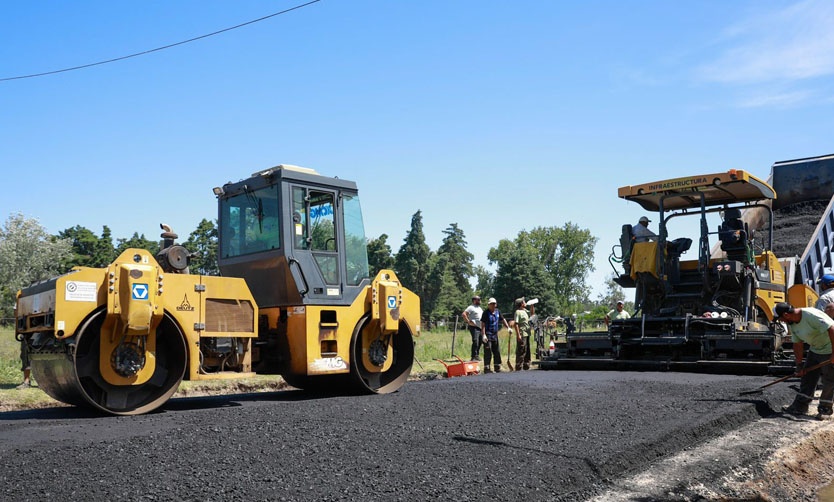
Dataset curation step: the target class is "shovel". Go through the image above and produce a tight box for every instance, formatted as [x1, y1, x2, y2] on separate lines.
[506, 328, 514, 371]
[739, 359, 832, 396]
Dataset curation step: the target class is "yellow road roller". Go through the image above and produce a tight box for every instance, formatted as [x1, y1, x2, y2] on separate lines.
[15, 165, 420, 415]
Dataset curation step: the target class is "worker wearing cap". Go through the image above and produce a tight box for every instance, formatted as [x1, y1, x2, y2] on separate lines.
[462, 295, 484, 361]
[632, 216, 658, 243]
[774, 302, 834, 418]
[479, 298, 511, 373]
[815, 274, 834, 319]
[513, 297, 534, 371]
[604, 300, 631, 328]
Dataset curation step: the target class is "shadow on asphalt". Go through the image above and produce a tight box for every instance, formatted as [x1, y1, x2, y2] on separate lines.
[452, 435, 603, 476]
[695, 397, 777, 418]
[0, 406, 102, 420]
[0, 388, 346, 421]
[161, 389, 335, 411]
[695, 397, 824, 422]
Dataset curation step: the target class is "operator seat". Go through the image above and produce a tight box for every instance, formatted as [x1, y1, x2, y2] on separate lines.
[719, 208, 749, 262]
[666, 237, 692, 285]
[667, 238, 692, 258]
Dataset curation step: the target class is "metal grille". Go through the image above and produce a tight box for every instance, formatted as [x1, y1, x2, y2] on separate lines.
[205, 299, 255, 332]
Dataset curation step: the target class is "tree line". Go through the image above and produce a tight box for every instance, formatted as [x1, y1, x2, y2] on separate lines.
[368, 210, 616, 322]
[0, 210, 625, 321]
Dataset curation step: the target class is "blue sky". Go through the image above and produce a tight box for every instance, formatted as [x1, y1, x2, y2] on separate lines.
[3, 0, 834, 299]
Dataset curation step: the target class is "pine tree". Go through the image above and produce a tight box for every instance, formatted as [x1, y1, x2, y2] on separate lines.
[394, 210, 433, 315]
[184, 219, 219, 275]
[367, 233, 395, 277]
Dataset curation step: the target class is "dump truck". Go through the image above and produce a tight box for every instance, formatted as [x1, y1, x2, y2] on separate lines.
[544, 159, 834, 375]
[14, 165, 420, 415]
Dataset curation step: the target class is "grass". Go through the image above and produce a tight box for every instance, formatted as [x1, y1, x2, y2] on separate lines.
[415, 326, 517, 372]
[0, 324, 515, 412]
[0, 326, 60, 411]
[0, 327, 22, 384]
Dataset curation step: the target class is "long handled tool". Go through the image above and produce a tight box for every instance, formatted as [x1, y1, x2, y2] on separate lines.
[506, 327, 514, 371]
[451, 315, 458, 358]
[739, 359, 832, 395]
[412, 340, 425, 371]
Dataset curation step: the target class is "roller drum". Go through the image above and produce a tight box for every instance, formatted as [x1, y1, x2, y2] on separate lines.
[31, 309, 188, 415]
[349, 314, 414, 394]
[281, 315, 414, 395]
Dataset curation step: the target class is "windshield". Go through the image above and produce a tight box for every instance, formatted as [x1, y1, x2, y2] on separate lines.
[343, 194, 369, 285]
[219, 185, 281, 258]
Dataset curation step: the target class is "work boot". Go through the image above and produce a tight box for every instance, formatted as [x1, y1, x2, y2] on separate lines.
[782, 403, 809, 416]
[494, 365, 502, 373]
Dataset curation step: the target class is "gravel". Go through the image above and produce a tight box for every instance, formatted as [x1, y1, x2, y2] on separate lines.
[0, 370, 796, 501]
[768, 200, 828, 260]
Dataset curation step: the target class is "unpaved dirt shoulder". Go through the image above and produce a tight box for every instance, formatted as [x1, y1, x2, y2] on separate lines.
[593, 409, 834, 501]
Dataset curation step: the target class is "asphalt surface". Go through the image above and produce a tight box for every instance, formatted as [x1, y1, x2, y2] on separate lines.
[0, 370, 796, 501]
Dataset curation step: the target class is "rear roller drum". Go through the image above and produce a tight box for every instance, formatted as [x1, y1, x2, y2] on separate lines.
[31, 308, 187, 415]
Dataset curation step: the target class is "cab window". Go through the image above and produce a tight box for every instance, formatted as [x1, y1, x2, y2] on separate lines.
[220, 185, 280, 257]
[293, 188, 339, 285]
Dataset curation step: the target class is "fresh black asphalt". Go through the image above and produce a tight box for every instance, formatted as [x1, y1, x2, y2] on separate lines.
[0, 370, 796, 501]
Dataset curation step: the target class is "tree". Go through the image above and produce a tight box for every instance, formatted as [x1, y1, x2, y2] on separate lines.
[0, 213, 72, 317]
[115, 232, 160, 256]
[420, 223, 476, 321]
[488, 237, 557, 314]
[597, 274, 629, 310]
[94, 226, 116, 267]
[183, 219, 219, 275]
[58, 225, 99, 270]
[424, 254, 471, 321]
[473, 265, 494, 298]
[549, 223, 598, 308]
[58, 225, 115, 271]
[436, 223, 474, 294]
[367, 233, 395, 277]
[394, 210, 433, 316]
[486, 222, 597, 316]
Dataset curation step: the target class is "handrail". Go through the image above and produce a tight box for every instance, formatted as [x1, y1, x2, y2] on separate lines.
[288, 257, 310, 296]
[799, 194, 834, 291]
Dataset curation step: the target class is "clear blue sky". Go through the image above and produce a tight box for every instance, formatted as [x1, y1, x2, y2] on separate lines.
[3, 0, 833, 300]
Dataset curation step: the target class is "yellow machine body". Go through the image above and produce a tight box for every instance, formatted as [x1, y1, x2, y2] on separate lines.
[16, 165, 421, 414]
[16, 249, 258, 415]
[257, 269, 419, 392]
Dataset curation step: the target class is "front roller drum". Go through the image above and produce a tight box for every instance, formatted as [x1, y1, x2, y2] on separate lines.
[349, 313, 414, 394]
[31, 308, 188, 415]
